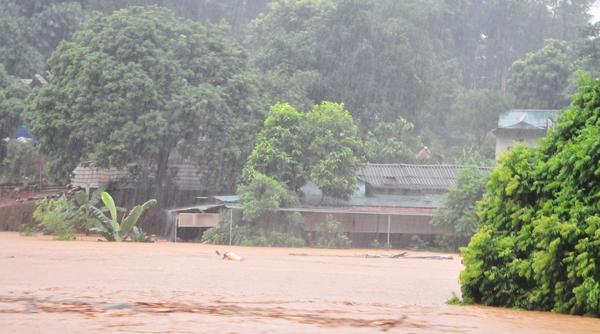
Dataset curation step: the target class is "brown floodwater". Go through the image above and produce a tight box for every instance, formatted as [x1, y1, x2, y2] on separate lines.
[1, 232, 599, 333]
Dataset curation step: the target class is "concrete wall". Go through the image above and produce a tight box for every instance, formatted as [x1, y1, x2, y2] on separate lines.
[495, 130, 546, 158]
[301, 211, 450, 235]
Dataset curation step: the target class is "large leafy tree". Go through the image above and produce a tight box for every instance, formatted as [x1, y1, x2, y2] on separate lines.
[243, 101, 364, 205]
[305, 102, 364, 203]
[509, 39, 575, 110]
[460, 74, 600, 316]
[243, 103, 307, 193]
[24, 6, 263, 192]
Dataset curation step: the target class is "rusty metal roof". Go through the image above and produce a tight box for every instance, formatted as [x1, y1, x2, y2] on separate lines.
[356, 164, 491, 191]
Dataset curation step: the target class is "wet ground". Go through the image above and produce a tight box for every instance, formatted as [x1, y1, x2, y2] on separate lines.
[1, 232, 599, 333]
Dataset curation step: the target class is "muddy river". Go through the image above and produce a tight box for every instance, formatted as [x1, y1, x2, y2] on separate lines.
[1, 232, 598, 333]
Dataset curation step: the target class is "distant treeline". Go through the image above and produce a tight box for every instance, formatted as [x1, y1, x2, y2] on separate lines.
[1, 0, 598, 183]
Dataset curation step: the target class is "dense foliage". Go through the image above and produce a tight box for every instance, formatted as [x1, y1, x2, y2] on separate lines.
[1, 139, 41, 183]
[431, 165, 490, 248]
[314, 215, 351, 249]
[23, 6, 263, 192]
[32, 187, 155, 242]
[91, 192, 156, 242]
[509, 39, 575, 110]
[33, 195, 78, 240]
[0, 64, 30, 163]
[2, 0, 600, 193]
[460, 74, 600, 316]
[242, 102, 365, 204]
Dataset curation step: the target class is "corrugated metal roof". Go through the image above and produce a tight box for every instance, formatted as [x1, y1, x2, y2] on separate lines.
[497, 109, 558, 129]
[279, 206, 434, 216]
[356, 164, 491, 191]
[212, 195, 239, 203]
[167, 204, 224, 214]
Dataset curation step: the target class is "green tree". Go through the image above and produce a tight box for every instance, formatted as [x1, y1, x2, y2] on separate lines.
[431, 166, 490, 243]
[243, 101, 364, 204]
[1, 139, 41, 183]
[304, 102, 364, 203]
[0, 64, 30, 164]
[84, 0, 270, 42]
[0, 0, 84, 77]
[460, 73, 600, 316]
[24, 6, 263, 193]
[449, 89, 510, 156]
[243, 103, 307, 193]
[509, 39, 575, 110]
[249, 0, 437, 133]
[364, 117, 423, 164]
[571, 21, 600, 81]
[237, 171, 297, 222]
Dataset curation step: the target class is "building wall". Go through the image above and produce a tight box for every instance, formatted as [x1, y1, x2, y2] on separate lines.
[495, 131, 546, 158]
[301, 211, 450, 235]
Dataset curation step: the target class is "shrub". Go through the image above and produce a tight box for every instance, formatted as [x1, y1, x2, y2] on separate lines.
[32, 195, 78, 240]
[268, 231, 305, 247]
[19, 224, 38, 237]
[314, 215, 351, 249]
[430, 165, 490, 249]
[409, 235, 429, 251]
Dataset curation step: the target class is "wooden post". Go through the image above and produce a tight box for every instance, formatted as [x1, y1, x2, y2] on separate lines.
[229, 208, 233, 246]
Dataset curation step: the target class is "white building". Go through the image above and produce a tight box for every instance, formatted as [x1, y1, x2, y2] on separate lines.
[492, 109, 558, 158]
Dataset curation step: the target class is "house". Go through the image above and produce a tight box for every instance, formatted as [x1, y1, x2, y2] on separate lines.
[492, 109, 558, 158]
[71, 160, 204, 191]
[293, 163, 491, 247]
[163, 163, 489, 246]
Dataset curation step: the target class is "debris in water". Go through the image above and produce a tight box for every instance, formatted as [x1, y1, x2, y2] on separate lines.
[288, 252, 453, 260]
[216, 250, 242, 261]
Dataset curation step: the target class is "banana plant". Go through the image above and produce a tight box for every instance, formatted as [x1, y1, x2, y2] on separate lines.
[74, 183, 107, 232]
[131, 226, 155, 243]
[91, 192, 157, 242]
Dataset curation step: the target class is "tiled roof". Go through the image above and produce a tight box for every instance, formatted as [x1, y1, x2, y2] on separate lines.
[71, 160, 205, 191]
[356, 164, 491, 191]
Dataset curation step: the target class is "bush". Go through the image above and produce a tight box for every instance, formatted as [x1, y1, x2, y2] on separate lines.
[409, 235, 429, 251]
[268, 231, 305, 247]
[202, 210, 306, 247]
[314, 215, 351, 249]
[460, 74, 600, 316]
[431, 165, 490, 242]
[32, 195, 78, 240]
[19, 224, 38, 237]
